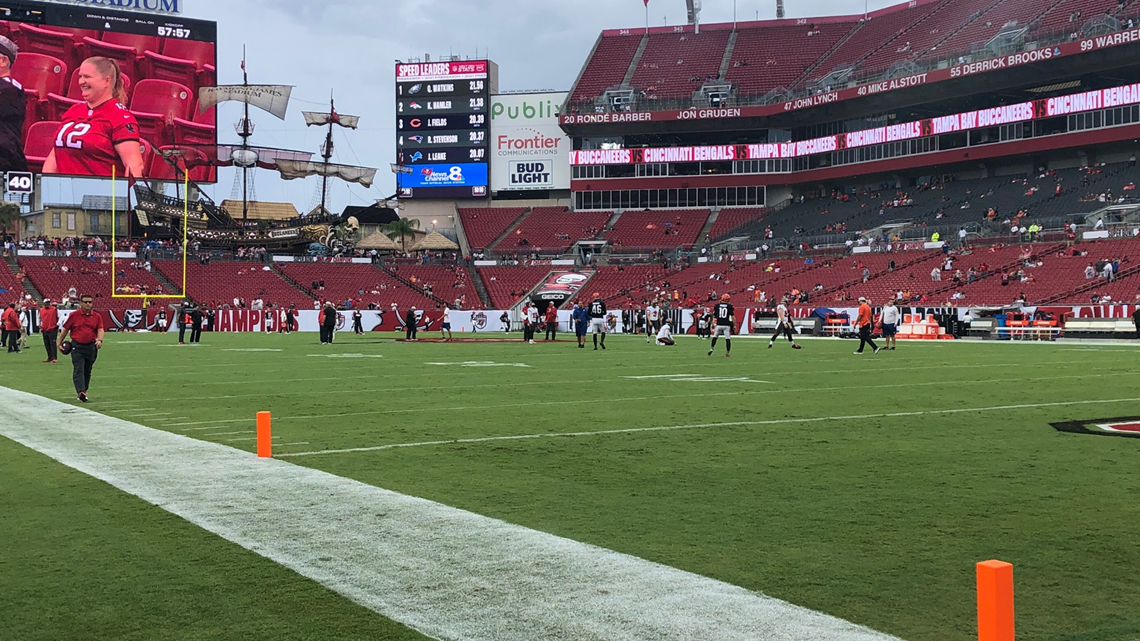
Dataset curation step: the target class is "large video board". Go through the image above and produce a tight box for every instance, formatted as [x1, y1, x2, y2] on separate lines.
[395, 60, 491, 199]
[1, 0, 218, 181]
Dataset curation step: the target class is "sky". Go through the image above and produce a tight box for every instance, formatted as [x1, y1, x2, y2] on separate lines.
[39, 0, 901, 215]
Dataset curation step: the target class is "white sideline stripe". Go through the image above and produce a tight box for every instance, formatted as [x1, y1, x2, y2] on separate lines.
[279, 396, 1140, 458]
[0, 386, 901, 641]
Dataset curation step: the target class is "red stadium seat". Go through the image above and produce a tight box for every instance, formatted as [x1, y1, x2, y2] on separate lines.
[129, 79, 194, 145]
[11, 52, 69, 98]
[158, 39, 214, 68]
[81, 34, 148, 82]
[194, 104, 215, 125]
[97, 32, 162, 56]
[45, 68, 131, 120]
[171, 117, 216, 146]
[0, 21, 10, 39]
[144, 51, 200, 92]
[16, 24, 83, 71]
[198, 63, 215, 89]
[23, 121, 60, 174]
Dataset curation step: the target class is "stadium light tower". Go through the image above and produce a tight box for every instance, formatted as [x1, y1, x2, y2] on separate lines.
[777, 0, 786, 20]
[686, 0, 701, 33]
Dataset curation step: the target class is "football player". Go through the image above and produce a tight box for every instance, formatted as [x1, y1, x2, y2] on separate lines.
[769, 295, 802, 350]
[708, 294, 734, 357]
[588, 293, 607, 350]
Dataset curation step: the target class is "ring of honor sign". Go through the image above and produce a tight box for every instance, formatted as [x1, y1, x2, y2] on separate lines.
[395, 60, 497, 199]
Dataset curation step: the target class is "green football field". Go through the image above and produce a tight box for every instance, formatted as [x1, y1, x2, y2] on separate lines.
[1, 331, 1138, 641]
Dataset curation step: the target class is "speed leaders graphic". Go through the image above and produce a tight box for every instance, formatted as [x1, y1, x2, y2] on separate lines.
[396, 61, 495, 199]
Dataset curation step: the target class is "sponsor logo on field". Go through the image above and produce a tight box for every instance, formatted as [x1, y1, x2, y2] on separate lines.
[1051, 416, 1140, 439]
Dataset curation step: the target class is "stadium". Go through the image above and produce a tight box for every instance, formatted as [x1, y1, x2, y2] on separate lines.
[2, 0, 1140, 640]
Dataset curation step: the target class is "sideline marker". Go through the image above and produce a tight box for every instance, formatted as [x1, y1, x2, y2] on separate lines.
[257, 412, 272, 458]
[977, 560, 1014, 641]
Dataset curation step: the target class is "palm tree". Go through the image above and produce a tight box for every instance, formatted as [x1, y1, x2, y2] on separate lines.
[0, 202, 18, 238]
[382, 217, 420, 252]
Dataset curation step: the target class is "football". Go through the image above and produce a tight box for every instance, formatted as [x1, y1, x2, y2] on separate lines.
[59, 341, 72, 355]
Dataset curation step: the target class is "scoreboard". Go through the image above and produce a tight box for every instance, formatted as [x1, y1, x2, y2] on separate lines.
[396, 60, 494, 199]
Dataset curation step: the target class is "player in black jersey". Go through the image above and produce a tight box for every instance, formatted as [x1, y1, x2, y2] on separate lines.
[707, 294, 735, 357]
[0, 37, 28, 173]
[588, 293, 607, 350]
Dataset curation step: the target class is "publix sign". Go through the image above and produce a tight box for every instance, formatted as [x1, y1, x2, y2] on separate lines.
[490, 92, 570, 192]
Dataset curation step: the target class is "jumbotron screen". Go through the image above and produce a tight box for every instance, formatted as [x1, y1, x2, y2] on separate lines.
[395, 60, 490, 199]
[0, 0, 218, 181]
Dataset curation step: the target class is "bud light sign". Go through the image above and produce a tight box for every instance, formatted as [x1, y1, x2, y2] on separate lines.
[508, 160, 554, 188]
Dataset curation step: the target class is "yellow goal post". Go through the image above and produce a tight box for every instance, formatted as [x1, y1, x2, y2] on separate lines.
[110, 166, 190, 309]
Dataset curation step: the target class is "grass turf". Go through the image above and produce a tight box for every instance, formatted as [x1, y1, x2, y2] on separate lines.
[0, 332, 1138, 641]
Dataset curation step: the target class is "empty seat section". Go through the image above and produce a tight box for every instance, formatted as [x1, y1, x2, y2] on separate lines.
[16, 24, 85, 71]
[477, 266, 552, 308]
[458, 207, 526, 252]
[810, 2, 938, 81]
[606, 209, 710, 251]
[726, 23, 851, 97]
[629, 30, 731, 99]
[276, 263, 438, 311]
[861, 0, 996, 75]
[154, 261, 313, 309]
[709, 208, 767, 241]
[390, 265, 481, 309]
[1035, 0, 1121, 37]
[571, 34, 643, 103]
[572, 265, 670, 305]
[493, 208, 609, 255]
[19, 257, 176, 311]
[919, 0, 1049, 63]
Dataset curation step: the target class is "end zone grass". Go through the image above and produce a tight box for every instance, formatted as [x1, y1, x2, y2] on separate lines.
[1, 333, 1138, 641]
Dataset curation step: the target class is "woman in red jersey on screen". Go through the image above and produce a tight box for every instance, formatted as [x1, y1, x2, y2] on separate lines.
[42, 57, 145, 178]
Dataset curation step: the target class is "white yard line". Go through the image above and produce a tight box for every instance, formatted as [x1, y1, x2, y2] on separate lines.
[279, 396, 1140, 458]
[157, 371, 1127, 428]
[0, 386, 901, 641]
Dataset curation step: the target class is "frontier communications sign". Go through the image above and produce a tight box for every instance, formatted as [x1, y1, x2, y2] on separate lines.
[490, 92, 570, 192]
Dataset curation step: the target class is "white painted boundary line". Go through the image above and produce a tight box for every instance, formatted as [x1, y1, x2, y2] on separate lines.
[0, 386, 901, 641]
[279, 396, 1140, 458]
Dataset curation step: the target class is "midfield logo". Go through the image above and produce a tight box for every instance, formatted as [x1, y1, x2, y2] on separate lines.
[1051, 416, 1140, 440]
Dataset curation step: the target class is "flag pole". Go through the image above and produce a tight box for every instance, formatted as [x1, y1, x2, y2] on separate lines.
[645, 1, 649, 34]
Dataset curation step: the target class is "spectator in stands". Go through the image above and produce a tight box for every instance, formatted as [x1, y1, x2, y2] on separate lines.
[931, 267, 941, 282]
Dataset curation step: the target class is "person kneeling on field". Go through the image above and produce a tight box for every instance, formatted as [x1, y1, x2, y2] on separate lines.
[655, 320, 675, 346]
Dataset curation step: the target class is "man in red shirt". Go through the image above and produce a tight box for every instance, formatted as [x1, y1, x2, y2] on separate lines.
[58, 294, 104, 402]
[544, 302, 559, 341]
[2, 302, 20, 353]
[39, 298, 59, 363]
[853, 296, 880, 355]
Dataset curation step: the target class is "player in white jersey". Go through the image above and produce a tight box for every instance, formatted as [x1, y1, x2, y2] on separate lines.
[645, 303, 661, 343]
[768, 296, 802, 349]
[655, 319, 675, 346]
[707, 294, 735, 357]
[588, 293, 607, 350]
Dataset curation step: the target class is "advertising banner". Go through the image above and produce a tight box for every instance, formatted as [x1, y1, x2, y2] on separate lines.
[491, 92, 570, 192]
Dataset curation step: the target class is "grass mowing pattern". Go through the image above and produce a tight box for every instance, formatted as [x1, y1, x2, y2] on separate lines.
[1, 333, 1139, 641]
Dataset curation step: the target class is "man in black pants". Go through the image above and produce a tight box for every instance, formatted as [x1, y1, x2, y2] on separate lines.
[189, 305, 204, 343]
[58, 295, 104, 403]
[352, 309, 364, 335]
[320, 302, 338, 344]
[768, 296, 802, 350]
[853, 296, 880, 355]
[404, 307, 418, 341]
[40, 299, 59, 363]
[178, 303, 189, 344]
[1133, 306, 1140, 340]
